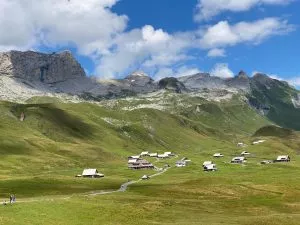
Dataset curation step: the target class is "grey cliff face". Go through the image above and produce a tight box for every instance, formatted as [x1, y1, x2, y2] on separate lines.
[0, 50, 298, 107]
[0, 50, 85, 84]
[123, 71, 157, 92]
[226, 71, 250, 91]
[178, 72, 251, 92]
[178, 73, 227, 90]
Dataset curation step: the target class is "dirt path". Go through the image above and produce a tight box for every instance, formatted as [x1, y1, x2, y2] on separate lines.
[88, 166, 170, 196]
[15, 166, 171, 203]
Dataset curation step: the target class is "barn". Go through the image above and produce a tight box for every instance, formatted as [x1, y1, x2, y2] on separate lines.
[82, 169, 104, 178]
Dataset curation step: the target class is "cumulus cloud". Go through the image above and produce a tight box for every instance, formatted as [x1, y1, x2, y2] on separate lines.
[195, 0, 293, 21]
[0, 0, 128, 53]
[0, 0, 295, 80]
[95, 26, 195, 79]
[288, 77, 300, 87]
[210, 63, 234, 78]
[207, 48, 226, 57]
[199, 18, 294, 49]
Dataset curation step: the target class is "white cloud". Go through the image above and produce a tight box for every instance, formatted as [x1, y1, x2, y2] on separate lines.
[199, 18, 293, 49]
[95, 26, 195, 79]
[195, 0, 293, 21]
[0, 0, 127, 53]
[210, 63, 234, 78]
[207, 48, 226, 57]
[0, 0, 295, 80]
[142, 25, 171, 43]
[288, 77, 300, 87]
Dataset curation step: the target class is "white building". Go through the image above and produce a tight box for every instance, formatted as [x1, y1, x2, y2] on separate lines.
[140, 151, 149, 156]
[213, 153, 224, 158]
[141, 175, 150, 180]
[241, 151, 251, 156]
[128, 159, 138, 164]
[176, 161, 186, 167]
[164, 152, 174, 156]
[82, 169, 104, 178]
[204, 164, 217, 171]
[237, 142, 246, 147]
[252, 140, 266, 145]
[128, 155, 140, 159]
[149, 153, 158, 157]
[203, 161, 213, 167]
[158, 154, 169, 159]
[231, 157, 245, 164]
[275, 155, 290, 162]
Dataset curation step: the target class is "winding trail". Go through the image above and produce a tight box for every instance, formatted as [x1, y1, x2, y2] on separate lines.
[88, 166, 170, 196]
[15, 166, 171, 204]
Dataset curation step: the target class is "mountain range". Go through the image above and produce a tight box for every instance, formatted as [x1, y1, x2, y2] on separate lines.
[0, 50, 299, 131]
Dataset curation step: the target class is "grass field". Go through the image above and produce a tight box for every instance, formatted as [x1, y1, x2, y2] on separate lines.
[0, 97, 299, 225]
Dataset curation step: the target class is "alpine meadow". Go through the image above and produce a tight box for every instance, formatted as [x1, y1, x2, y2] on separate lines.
[0, 0, 300, 225]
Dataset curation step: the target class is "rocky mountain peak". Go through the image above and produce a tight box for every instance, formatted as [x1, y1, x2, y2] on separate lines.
[158, 77, 186, 93]
[128, 71, 149, 78]
[252, 73, 275, 86]
[237, 70, 249, 79]
[0, 50, 85, 84]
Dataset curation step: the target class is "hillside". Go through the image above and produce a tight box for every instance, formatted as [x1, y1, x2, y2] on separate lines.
[1, 50, 300, 225]
[1, 96, 300, 225]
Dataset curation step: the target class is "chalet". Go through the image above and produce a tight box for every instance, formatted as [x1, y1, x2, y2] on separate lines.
[182, 157, 191, 163]
[241, 151, 251, 156]
[204, 164, 217, 171]
[237, 142, 246, 147]
[128, 159, 138, 164]
[128, 159, 154, 170]
[128, 155, 140, 160]
[141, 175, 150, 180]
[275, 155, 290, 162]
[213, 153, 224, 158]
[176, 161, 186, 167]
[82, 169, 104, 178]
[231, 157, 245, 164]
[157, 154, 169, 159]
[252, 140, 265, 145]
[203, 161, 213, 167]
[140, 151, 149, 156]
[164, 152, 174, 156]
[149, 153, 158, 157]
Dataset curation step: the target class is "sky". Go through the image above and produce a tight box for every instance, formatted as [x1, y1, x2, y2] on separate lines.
[0, 0, 299, 87]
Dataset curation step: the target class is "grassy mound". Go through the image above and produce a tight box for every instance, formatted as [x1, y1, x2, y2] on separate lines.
[254, 125, 294, 137]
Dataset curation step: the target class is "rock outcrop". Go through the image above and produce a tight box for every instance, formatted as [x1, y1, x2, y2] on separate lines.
[0, 50, 85, 83]
[226, 71, 250, 91]
[178, 73, 228, 90]
[178, 72, 251, 91]
[158, 77, 186, 93]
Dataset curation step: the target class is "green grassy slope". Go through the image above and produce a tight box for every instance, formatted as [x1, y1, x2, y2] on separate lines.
[0, 95, 300, 225]
[249, 76, 300, 130]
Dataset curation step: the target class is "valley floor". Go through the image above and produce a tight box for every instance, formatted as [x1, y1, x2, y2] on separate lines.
[1, 146, 300, 225]
[0, 99, 299, 225]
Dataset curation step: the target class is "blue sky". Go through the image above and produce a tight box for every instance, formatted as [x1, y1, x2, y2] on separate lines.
[0, 0, 299, 87]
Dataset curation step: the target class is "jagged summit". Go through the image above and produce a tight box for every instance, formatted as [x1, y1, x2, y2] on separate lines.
[127, 71, 149, 78]
[158, 77, 186, 93]
[0, 50, 85, 84]
[0, 50, 298, 108]
[237, 70, 249, 79]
